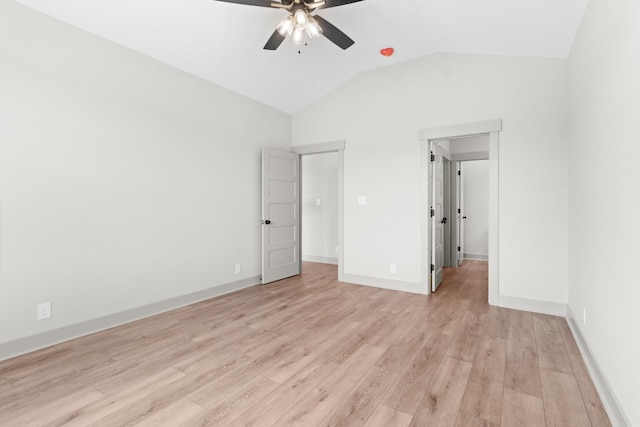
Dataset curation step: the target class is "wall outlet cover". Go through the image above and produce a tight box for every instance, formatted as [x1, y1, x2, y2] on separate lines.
[37, 302, 52, 320]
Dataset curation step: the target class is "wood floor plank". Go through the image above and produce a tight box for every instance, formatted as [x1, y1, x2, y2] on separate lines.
[170, 327, 271, 375]
[92, 338, 197, 396]
[445, 310, 486, 362]
[409, 357, 472, 427]
[533, 314, 574, 375]
[231, 358, 339, 427]
[557, 319, 611, 427]
[180, 375, 279, 426]
[0, 378, 11, 393]
[51, 367, 187, 427]
[263, 320, 360, 384]
[459, 336, 507, 424]
[459, 379, 503, 425]
[86, 356, 255, 426]
[381, 332, 453, 416]
[363, 404, 412, 427]
[427, 299, 471, 337]
[0, 346, 63, 378]
[319, 365, 399, 427]
[374, 315, 433, 376]
[455, 412, 500, 427]
[505, 310, 543, 398]
[540, 368, 592, 427]
[483, 306, 511, 340]
[501, 388, 546, 427]
[0, 261, 611, 427]
[135, 398, 203, 427]
[273, 343, 387, 426]
[0, 355, 118, 417]
[0, 386, 104, 426]
[185, 330, 314, 408]
[366, 303, 424, 349]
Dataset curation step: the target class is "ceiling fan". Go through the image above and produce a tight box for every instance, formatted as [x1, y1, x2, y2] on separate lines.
[213, 0, 364, 50]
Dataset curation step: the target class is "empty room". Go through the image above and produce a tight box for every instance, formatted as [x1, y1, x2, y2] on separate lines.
[0, 0, 638, 425]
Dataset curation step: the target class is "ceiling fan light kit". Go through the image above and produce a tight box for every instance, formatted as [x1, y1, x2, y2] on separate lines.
[213, 0, 363, 50]
[279, 9, 323, 44]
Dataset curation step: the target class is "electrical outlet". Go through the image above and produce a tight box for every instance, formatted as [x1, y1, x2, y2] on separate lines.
[390, 264, 397, 274]
[235, 264, 242, 274]
[335, 246, 339, 254]
[37, 302, 51, 320]
[583, 307, 586, 325]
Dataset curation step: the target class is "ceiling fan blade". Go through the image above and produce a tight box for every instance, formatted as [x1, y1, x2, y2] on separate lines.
[314, 15, 355, 50]
[317, 0, 364, 9]
[212, 0, 276, 8]
[264, 30, 286, 50]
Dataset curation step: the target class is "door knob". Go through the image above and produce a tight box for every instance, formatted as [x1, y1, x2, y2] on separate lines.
[262, 220, 271, 225]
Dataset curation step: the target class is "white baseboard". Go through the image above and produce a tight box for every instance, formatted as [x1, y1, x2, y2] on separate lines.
[340, 273, 423, 294]
[302, 255, 338, 265]
[463, 253, 489, 261]
[566, 307, 630, 427]
[498, 294, 567, 317]
[0, 275, 261, 362]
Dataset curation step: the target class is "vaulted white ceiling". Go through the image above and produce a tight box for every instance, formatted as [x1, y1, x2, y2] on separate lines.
[15, 0, 589, 114]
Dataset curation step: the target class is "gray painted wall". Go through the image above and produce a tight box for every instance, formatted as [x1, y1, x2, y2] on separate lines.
[569, 0, 640, 424]
[293, 53, 570, 304]
[0, 1, 292, 346]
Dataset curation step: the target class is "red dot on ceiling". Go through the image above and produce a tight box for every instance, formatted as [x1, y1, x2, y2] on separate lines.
[380, 47, 394, 57]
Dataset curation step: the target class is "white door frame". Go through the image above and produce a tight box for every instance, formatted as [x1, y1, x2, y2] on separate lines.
[292, 140, 345, 280]
[420, 120, 501, 304]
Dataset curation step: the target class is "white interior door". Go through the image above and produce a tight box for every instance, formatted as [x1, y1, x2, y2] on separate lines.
[457, 161, 465, 266]
[262, 148, 300, 284]
[431, 142, 444, 292]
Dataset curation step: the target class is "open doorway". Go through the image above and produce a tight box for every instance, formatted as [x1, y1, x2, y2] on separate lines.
[301, 152, 339, 266]
[420, 120, 501, 303]
[292, 141, 345, 279]
[428, 136, 489, 291]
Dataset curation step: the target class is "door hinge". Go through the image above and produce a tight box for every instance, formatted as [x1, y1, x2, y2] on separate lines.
[430, 152, 435, 162]
[458, 170, 461, 176]
[431, 264, 435, 272]
[457, 208, 461, 214]
[430, 208, 435, 217]
[457, 246, 461, 251]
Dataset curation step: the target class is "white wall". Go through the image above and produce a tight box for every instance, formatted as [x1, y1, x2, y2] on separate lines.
[568, 0, 640, 424]
[0, 1, 291, 348]
[301, 152, 339, 263]
[293, 53, 569, 304]
[462, 160, 489, 259]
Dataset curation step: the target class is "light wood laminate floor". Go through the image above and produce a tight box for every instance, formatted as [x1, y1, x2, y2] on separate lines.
[0, 261, 610, 426]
